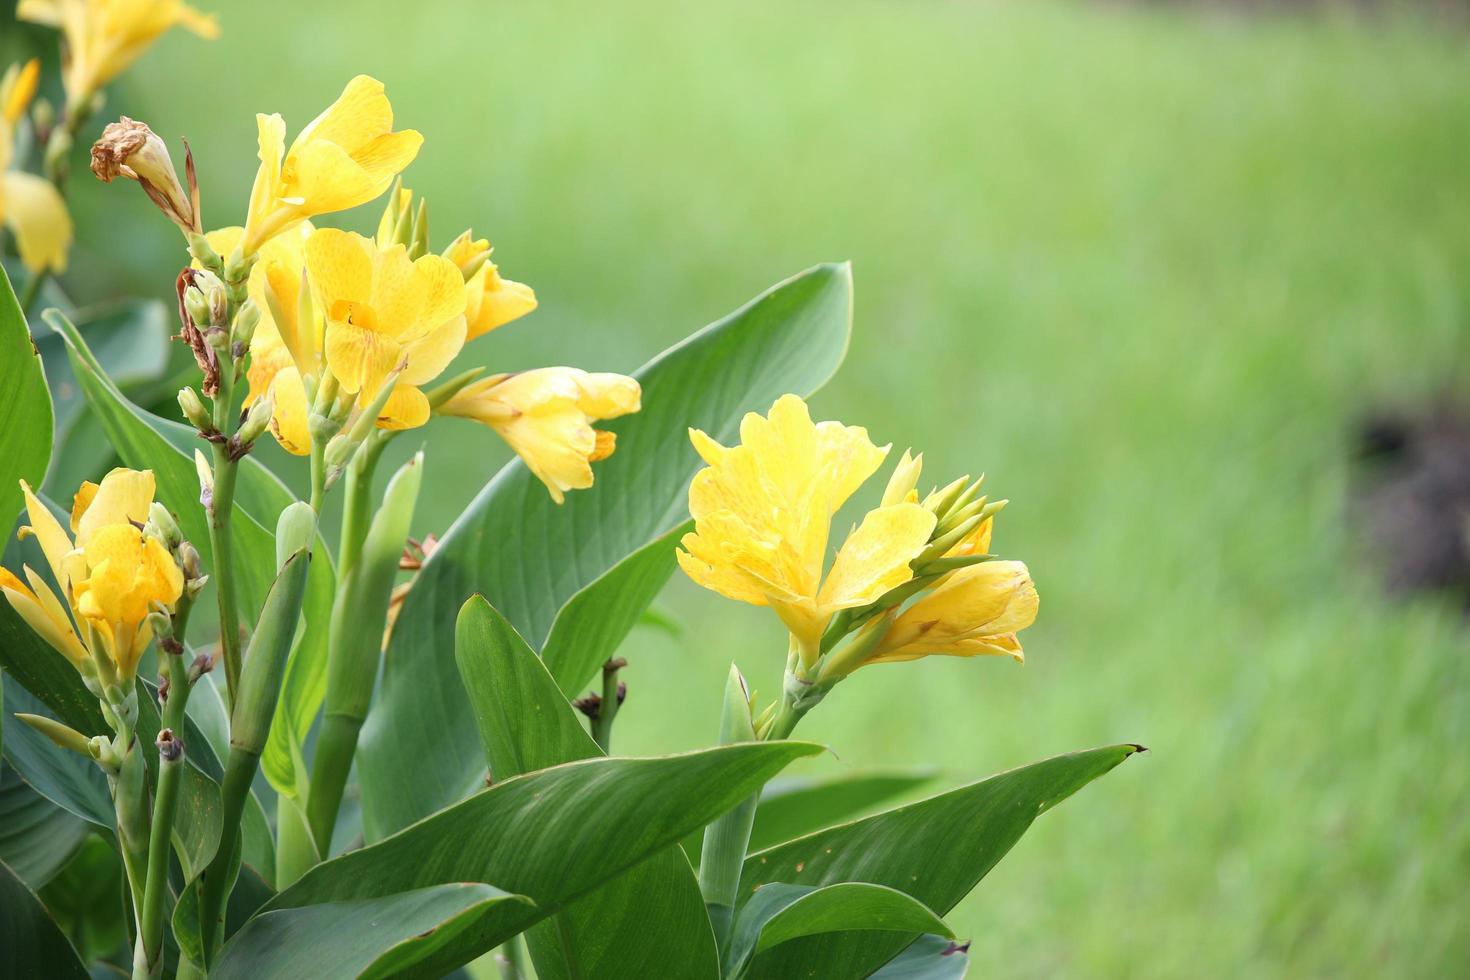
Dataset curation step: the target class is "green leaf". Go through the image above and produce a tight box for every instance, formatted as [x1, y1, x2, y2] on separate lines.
[360, 263, 853, 839]
[0, 856, 89, 979]
[213, 883, 530, 980]
[871, 934, 971, 979]
[0, 266, 53, 528]
[724, 882, 951, 979]
[738, 744, 1143, 978]
[44, 310, 337, 800]
[39, 835, 129, 966]
[455, 596, 719, 979]
[34, 298, 169, 443]
[1, 681, 111, 828]
[539, 520, 692, 696]
[750, 769, 939, 853]
[0, 764, 89, 888]
[263, 741, 822, 975]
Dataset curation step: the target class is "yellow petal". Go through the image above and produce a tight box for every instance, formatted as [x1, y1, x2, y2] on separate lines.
[242, 113, 288, 252]
[2, 59, 40, 125]
[69, 481, 99, 533]
[325, 314, 401, 396]
[266, 366, 312, 455]
[814, 419, 888, 516]
[465, 266, 537, 340]
[292, 75, 398, 157]
[2, 572, 86, 666]
[688, 428, 727, 467]
[74, 468, 155, 549]
[574, 372, 641, 419]
[20, 480, 74, 591]
[305, 228, 374, 316]
[373, 384, 430, 431]
[874, 561, 1038, 662]
[396, 314, 466, 387]
[818, 502, 936, 611]
[1, 170, 72, 274]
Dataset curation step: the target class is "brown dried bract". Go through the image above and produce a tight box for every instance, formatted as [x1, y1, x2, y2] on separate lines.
[176, 268, 220, 395]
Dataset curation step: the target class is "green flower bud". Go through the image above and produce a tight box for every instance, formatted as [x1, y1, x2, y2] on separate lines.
[178, 386, 211, 430]
[236, 391, 274, 446]
[145, 501, 183, 548]
[231, 299, 261, 351]
[16, 713, 91, 757]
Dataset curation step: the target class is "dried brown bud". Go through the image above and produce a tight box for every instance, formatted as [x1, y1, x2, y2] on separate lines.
[91, 117, 201, 234]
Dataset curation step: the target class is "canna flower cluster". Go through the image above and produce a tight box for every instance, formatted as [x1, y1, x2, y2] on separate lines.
[0, 59, 72, 273]
[678, 394, 1037, 729]
[0, 470, 190, 687]
[150, 74, 642, 503]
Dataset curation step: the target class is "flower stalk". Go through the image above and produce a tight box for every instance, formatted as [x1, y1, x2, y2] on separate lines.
[698, 665, 760, 955]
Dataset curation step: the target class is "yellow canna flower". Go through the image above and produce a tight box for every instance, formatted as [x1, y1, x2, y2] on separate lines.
[2, 470, 184, 683]
[675, 394, 937, 668]
[17, 0, 218, 105]
[443, 231, 537, 340]
[241, 75, 423, 256]
[863, 560, 1038, 666]
[440, 367, 641, 504]
[206, 224, 320, 454]
[306, 227, 466, 432]
[0, 60, 72, 274]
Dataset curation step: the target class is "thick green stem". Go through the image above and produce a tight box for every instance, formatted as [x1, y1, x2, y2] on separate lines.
[337, 435, 386, 574]
[112, 731, 150, 928]
[196, 745, 258, 962]
[699, 665, 759, 955]
[134, 653, 193, 978]
[495, 935, 527, 980]
[304, 712, 362, 857]
[590, 661, 623, 753]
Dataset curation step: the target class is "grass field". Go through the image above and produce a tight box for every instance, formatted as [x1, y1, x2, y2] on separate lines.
[28, 0, 1470, 974]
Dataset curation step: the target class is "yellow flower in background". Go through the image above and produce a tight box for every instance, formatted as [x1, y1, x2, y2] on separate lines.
[441, 367, 641, 504]
[676, 394, 937, 667]
[17, 0, 218, 104]
[306, 227, 466, 432]
[443, 231, 537, 340]
[206, 224, 319, 453]
[1, 470, 183, 682]
[0, 60, 72, 274]
[241, 75, 423, 256]
[864, 560, 1038, 665]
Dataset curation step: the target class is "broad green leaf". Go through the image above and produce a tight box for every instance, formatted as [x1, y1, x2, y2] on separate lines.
[750, 769, 939, 853]
[45, 311, 336, 799]
[455, 596, 719, 979]
[539, 520, 692, 696]
[1, 681, 111, 828]
[871, 934, 971, 979]
[34, 298, 169, 442]
[739, 744, 1143, 978]
[724, 882, 951, 979]
[0, 266, 53, 527]
[683, 768, 939, 870]
[38, 835, 129, 966]
[0, 764, 89, 888]
[173, 861, 277, 973]
[213, 884, 530, 980]
[0, 856, 89, 979]
[360, 263, 853, 839]
[264, 742, 822, 974]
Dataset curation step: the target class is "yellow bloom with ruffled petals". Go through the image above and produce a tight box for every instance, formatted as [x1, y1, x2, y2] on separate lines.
[17, 0, 217, 103]
[864, 560, 1037, 665]
[307, 227, 466, 432]
[441, 367, 641, 504]
[0, 60, 72, 274]
[443, 231, 537, 340]
[1, 470, 183, 682]
[241, 75, 422, 255]
[676, 394, 937, 667]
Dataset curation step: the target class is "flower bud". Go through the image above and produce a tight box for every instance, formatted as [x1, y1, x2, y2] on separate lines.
[183, 284, 212, 329]
[236, 392, 274, 445]
[195, 449, 214, 510]
[145, 608, 172, 640]
[178, 541, 208, 599]
[231, 299, 261, 351]
[16, 713, 91, 757]
[188, 232, 222, 272]
[90, 117, 200, 234]
[881, 450, 923, 507]
[178, 386, 212, 430]
[145, 501, 183, 548]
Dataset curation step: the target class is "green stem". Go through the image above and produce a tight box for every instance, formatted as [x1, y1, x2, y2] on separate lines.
[134, 652, 193, 978]
[196, 745, 259, 963]
[112, 732, 150, 929]
[698, 665, 759, 955]
[337, 434, 387, 575]
[304, 712, 362, 857]
[591, 661, 623, 753]
[208, 372, 242, 706]
[495, 935, 527, 980]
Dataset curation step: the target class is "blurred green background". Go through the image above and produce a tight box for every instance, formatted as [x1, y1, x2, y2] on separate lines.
[10, 0, 1470, 974]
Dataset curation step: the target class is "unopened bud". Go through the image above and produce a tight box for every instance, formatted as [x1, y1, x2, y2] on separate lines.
[195, 449, 214, 511]
[178, 541, 207, 597]
[145, 501, 183, 548]
[178, 386, 211, 430]
[922, 476, 970, 519]
[236, 392, 274, 445]
[231, 299, 261, 350]
[88, 734, 119, 769]
[16, 713, 91, 757]
[376, 180, 413, 249]
[224, 248, 251, 293]
[183, 284, 212, 328]
[275, 502, 316, 571]
[90, 117, 201, 234]
[881, 450, 923, 507]
[322, 432, 354, 475]
[145, 608, 172, 638]
[409, 198, 430, 259]
[32, 97, 55, 132]
[188, 232, 221, 271]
